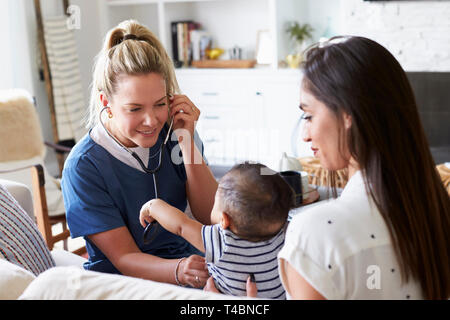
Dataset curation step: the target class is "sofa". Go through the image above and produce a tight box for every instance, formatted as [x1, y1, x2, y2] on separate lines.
[0, 179, 235, 300]
[1, 256, 235, 300]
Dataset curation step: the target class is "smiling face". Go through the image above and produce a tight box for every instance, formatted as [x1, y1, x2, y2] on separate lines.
[300, 82, 352, 171]
[102, 72, 169, 148]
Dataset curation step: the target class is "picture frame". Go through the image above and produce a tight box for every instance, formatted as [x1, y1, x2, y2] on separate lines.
[255, 30, 273, 65]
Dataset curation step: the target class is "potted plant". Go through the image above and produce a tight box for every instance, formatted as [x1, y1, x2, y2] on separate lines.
[285, 22, 314, 68]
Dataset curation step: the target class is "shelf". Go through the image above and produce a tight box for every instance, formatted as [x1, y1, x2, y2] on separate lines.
[104, 0, 301, 69]
[107, 0, 159, 6]
[191, 59, 257, 69]
[163, 0, 223, 3]
[106, 0, 222, 6]
[174, 67, 302, 77]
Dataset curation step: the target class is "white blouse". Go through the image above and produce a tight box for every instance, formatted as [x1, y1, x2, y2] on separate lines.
[278, 171, 423, 300]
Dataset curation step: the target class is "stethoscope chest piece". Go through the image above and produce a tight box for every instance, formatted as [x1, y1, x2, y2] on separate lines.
[143, 221, 159, 245]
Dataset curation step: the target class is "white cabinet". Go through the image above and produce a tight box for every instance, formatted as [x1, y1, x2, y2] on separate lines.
[176, 69, 311, 170]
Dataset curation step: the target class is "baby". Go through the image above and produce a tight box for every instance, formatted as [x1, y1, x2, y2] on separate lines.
[139, 162, 294, 299]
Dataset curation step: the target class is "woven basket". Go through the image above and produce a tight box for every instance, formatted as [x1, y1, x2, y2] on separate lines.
[298, 157, 349, 189]
[298, 158, 450, 196]
[436, 164, 450, 196]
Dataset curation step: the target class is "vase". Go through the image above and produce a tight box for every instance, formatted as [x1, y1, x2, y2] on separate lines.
[286, 52, 303, 69]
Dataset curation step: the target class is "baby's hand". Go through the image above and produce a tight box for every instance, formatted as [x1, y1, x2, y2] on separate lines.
[139, 199, 166, 228]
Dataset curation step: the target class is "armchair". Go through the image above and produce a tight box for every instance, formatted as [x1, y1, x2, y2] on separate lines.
[0, 88, 85, 255]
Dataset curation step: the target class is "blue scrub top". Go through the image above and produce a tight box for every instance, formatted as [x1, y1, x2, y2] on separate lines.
[61, 124, 204, 274]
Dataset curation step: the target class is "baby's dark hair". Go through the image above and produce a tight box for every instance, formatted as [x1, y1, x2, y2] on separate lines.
[217, 162, 295, 242]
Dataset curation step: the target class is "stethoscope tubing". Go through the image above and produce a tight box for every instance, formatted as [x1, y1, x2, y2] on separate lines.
[99, 106, 174, 244]
[99, 106, 174, 174]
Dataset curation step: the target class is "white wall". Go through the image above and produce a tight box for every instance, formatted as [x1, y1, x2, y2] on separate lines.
[69, 0, 104, 109]
[340, 0, 450, 71]
[0, 0, 14, 90]
[304, 0, 342, 42]
[0, 0, 34, 92]
[0, 0, 57, 171]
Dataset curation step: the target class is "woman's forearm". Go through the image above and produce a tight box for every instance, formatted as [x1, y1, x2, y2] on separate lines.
[89, 227, 180, 284]
[180, 137, 218, 225]
[116, 252, 179, 283]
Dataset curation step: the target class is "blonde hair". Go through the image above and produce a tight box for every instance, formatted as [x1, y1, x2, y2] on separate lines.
[86, 19, 179, 128]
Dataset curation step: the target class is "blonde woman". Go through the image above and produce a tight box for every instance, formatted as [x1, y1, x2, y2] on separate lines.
[61, 20, 216, 288]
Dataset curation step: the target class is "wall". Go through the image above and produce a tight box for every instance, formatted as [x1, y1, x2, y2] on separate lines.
[0, 0, 34, 94]
[303, 0, 342, 43]
[6, 0, 104, 176]
[340, 0, 450, 72]
[0, 0, 15, 90]
[0, 0, 57, 171]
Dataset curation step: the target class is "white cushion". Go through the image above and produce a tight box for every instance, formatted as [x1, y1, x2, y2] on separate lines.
[19, 266, 242, 300]
[0, 179, 33, 219]
[51, 249, 87, 268]
[0, 259, 36, 300]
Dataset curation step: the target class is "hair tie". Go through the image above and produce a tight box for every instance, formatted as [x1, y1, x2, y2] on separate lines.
[123, 34, 138, 41]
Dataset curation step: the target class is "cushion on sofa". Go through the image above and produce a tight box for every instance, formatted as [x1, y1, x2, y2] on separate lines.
[0, 259, 36, 299]
[51, 249, 87, 268]
[19, 266, 242, 300]
[0, 184, 55, 276]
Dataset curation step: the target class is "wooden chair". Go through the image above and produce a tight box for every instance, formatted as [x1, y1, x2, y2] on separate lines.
[0, 88, 85, 256]
[31, 164, 86, 256]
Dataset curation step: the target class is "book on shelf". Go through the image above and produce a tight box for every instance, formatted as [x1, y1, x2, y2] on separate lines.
[171, 20, 211, 68]
[190, 29, 211, 61]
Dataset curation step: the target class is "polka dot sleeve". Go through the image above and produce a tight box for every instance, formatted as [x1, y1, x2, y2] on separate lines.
[278, 203, 345, 300]
[278, 239, 341, 299]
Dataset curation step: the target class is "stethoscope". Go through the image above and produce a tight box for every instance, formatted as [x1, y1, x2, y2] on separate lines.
[99, 101, 177, 244]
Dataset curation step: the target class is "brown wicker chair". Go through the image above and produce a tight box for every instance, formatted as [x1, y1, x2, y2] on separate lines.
[436, 163, 450, 196]
[299, 157, 450, 196]
[298, 157, 349, 189]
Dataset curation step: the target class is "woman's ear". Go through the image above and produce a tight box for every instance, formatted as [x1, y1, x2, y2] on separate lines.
[99, 92, 109, 107]
[343, 112, 352, 130]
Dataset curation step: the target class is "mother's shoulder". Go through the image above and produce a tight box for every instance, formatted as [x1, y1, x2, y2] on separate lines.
[289, 199, 344, 231]
[288, 191, 372, 234]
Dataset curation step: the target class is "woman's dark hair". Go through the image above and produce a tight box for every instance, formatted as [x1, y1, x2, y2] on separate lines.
[301, 36, 450, 299]
[217, 162, 294, 242]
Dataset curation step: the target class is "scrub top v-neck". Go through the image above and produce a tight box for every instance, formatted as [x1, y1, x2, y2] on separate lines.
[61, 123, 204, 274]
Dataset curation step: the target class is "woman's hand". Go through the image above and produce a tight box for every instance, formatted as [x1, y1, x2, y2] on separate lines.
[178, 254, 209, 288]
[169, 94, 200, 144]
[203, 276, 258, 297]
